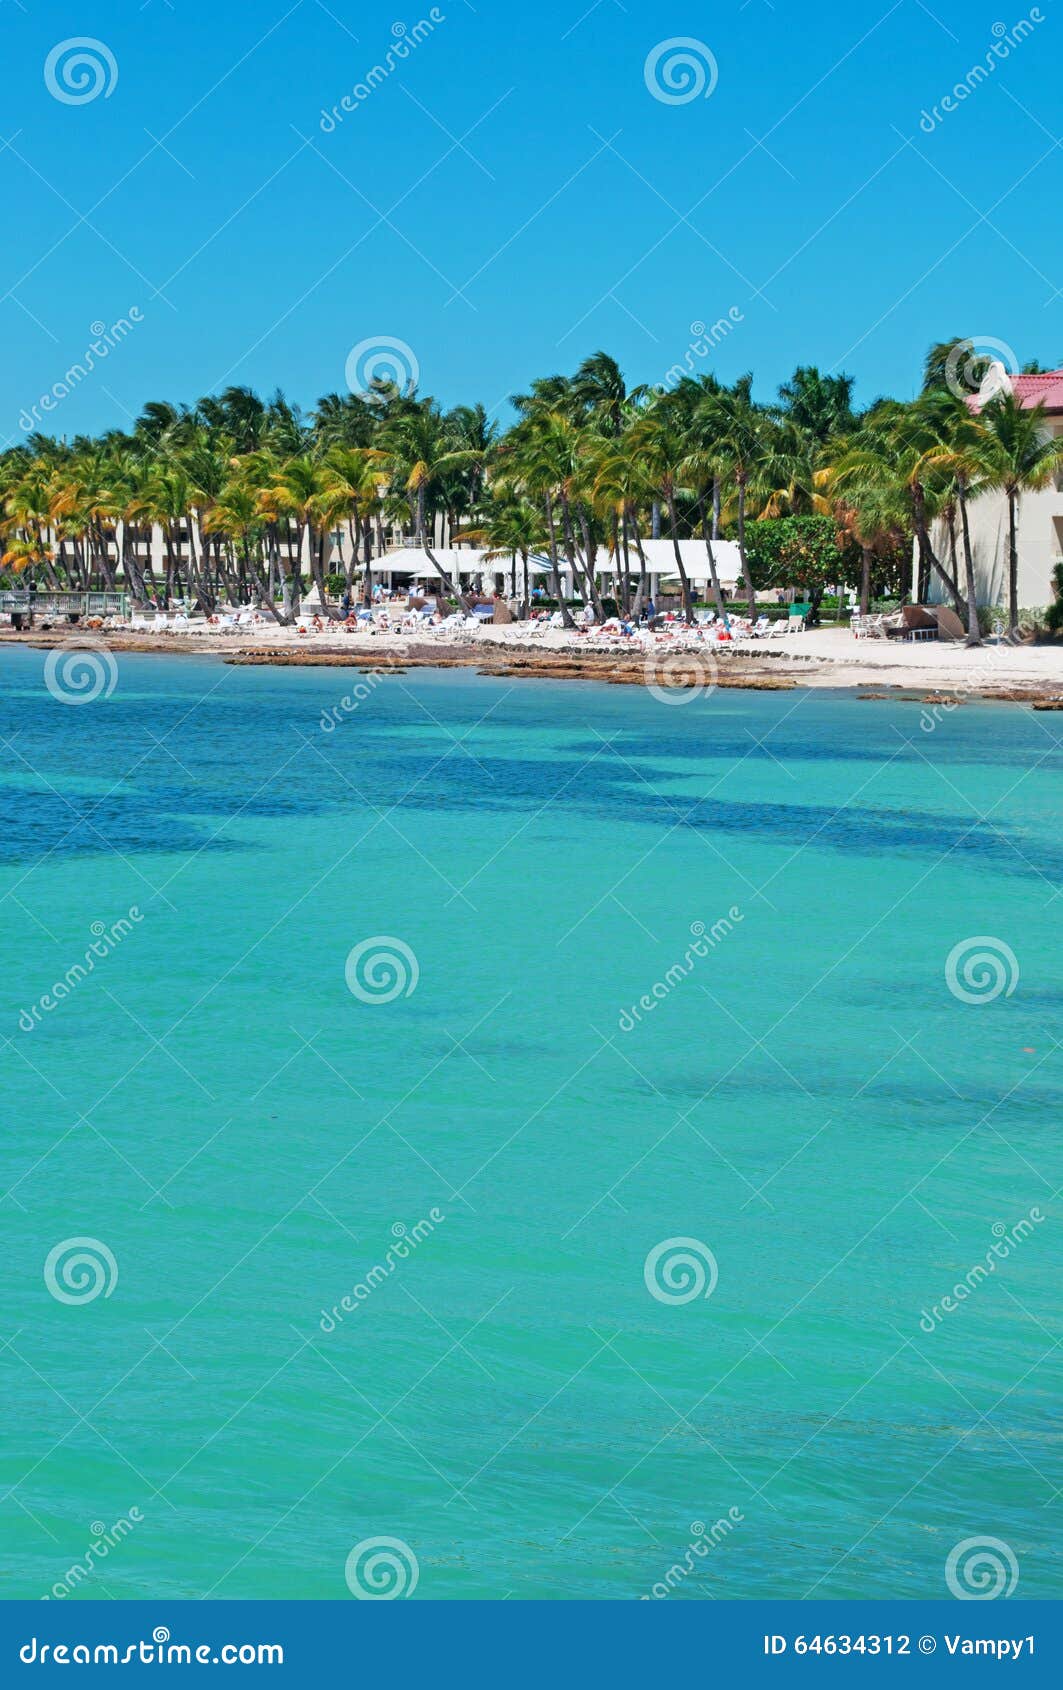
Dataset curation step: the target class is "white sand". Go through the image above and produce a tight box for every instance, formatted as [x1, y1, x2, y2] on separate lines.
[129, 617, 1063, 695]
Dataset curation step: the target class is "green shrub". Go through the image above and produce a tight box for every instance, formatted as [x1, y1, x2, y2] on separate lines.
[1044, 563, 1063, 633]
[975, 603, 1055, 638]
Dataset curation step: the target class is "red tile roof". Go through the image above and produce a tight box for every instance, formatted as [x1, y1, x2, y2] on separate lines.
[969, 368, 1063, 412]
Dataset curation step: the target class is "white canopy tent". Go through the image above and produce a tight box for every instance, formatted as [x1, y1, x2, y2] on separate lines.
[365, 547, 572, 598]
[343, 538, 753, 602]
[594, 538, 744, 588]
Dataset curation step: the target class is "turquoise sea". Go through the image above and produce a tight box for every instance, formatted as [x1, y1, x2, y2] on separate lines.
[0, 646, 1059, 1601]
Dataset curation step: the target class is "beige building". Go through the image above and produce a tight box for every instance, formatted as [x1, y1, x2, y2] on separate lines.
[923, 366, 1063, 611]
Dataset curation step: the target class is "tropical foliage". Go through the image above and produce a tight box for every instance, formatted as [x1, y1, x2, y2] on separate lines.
[2, 342, 1058, 639]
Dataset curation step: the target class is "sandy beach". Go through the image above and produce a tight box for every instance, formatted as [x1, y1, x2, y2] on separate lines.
[6, 620, 1063, 703]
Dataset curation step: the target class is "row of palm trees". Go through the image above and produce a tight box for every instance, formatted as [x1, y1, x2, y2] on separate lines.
[2, 341, 1059, 643]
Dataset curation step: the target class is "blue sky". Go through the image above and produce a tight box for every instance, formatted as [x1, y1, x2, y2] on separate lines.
[2, 0, 1060, 440]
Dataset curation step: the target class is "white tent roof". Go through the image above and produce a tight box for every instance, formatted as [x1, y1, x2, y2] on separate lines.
[599, 538, 743, 585]
[370, 539, 743, 584]
[373, 547, 486, 577]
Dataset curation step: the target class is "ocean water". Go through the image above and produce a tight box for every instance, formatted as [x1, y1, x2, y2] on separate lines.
[0, 645, 1059, 1602]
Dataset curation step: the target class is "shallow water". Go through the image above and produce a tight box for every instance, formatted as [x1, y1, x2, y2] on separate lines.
[0, 647, 1059, 1600]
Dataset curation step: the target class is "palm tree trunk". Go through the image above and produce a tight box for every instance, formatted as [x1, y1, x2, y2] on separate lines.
[561, 494, 602, 621]
[629, 509, 650, 618]
[95, 523, 117, 590]
[266, 524, 291, 622]
[911, 486, 963, 612]
[736, 477, 756, 617]
[417, 479, 463, 603]
[422, 541, 464, 603]
[243, 537, 281, 622]
[615, 512, 630, 616]
[578, 508, 605, 621]
[1007, 489, 1019, 637]
[956, 482, 981, 646]
[285, 519, 301, 615]
[698, 494, 729, 625]
[345, 517, 358, 596]
[543, 495, 575, 628]
[121, 523, 146, 605]
[666, 491, 695, 624]
[306, 522, 333, 616]
[163, 528, 178, 607]
[361, 517, 374, 606]
[712, 475, 721, 540]
[859, 545, 871, 618]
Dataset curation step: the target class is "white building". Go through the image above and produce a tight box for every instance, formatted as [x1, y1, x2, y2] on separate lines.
[922, 366, 1063, 610]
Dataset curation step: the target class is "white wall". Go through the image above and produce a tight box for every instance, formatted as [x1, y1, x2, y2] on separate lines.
[921, 418, 1063, 609]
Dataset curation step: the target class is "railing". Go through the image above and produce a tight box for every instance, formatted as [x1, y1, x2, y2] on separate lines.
[0, 590, 129, 616]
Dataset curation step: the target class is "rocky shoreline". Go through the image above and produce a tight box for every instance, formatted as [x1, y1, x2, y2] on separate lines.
[4, 628, 1063, 705]
[222, 643, 800, 689]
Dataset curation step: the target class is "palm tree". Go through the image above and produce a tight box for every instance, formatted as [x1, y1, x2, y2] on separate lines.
[699, 376, 762, 616]
[777, 365, 856, 443]
[381, 403, 480, 603]
[201, 481, 279, 619]
[571, 351, 627, 438]
[978, 392, 1063, 636]
[270, 455, 336, 616]
[921, 337, 985, 394]
[589, 425, 657, 620]
[455, 495, 545, 618]
[322, 446, 390, 604]
[506, 412, 587, 626]
[670, 375, 729, 622]
[831, 401, 965, 615]
[913, 391, 991, 644]
[631, 396, 697, 622]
